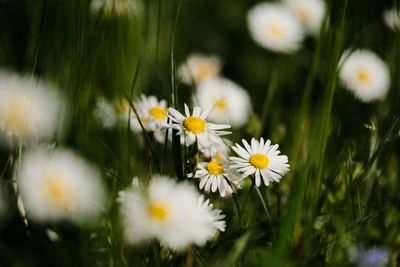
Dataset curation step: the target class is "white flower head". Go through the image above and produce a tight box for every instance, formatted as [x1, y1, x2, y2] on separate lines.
[17, 148, 106, 224]
[338, 49, 390, 102]
[190, 153, 241, 197]
[285, 0, 326, 34]
[0, 72, 66, 145]
[178, 54, 222, 85]
[229, 138, 290, 187]
[90, 0, 141, 16]
[167, 104, 231, 151]
[199, 138, 231, 159]
[195, 77, 251, 128]
[136, 95, 171, 143]
[93, 97, 117, 129]
[118, 176, 225, 251]
[383, 8, 400, 31]
[247, 3, 304, 53]
[115, 99, 146, 132]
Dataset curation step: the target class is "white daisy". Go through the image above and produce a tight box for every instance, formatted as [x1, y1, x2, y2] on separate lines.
[229, 138, 290, 187]
[167, 104, 231, 151]
[285, 0, 326, 34]
[178, 54, 222, 85]
[195, 77, 251, 128]
[247, 3, 304, 53]
[17, 148, 106, 224]
[0, 72, 66, 145]
[90, 0, 141, 16]
[118, 176, 225, 251]
[93, 97, 117, 129]
[338, 49, 390, 102]
[136, 95, 170, 143]
[190, 153, 241, 197]
[383, 8, 400, 31]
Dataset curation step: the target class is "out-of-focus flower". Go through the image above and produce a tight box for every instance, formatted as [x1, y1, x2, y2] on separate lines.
[167, 104, 231, 152]
[118, 176, 225, 251]
[350, 246, 389, 267]
[229, 138, 290, 187]
[18, 148, 106, 224]
[90, 0, 141, 16]
[338, 49, 390, 102]
[93, 97, 117, 129]
[189, 153, 241, 197]
[383, 8, 400, 31]
[195, 77, 251, 128]
[178, 54, 222, 85]
[285, 0, 326, 34]
[247, 3, 304, 53]
[115, 99, 144, 132]
[136, 95, 170, 143]
[0, 72, 65, 145]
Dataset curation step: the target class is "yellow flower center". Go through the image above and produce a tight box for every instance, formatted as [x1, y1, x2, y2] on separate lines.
[44, 175, 74, 211]
[196, 63, 216, 83]
[2, 95, 31, 136]
[357, 69, 371, 84]
[215, 99, 227, 110]
[267, 23, 285, 39]
[183, 116, 206, 133]
[149, 106, 167, 120]
[148, 203, 169, 222]
[116, 100, 130, 114]
[297, 6, 311, 22]
[206, 161, 225, 175]
[250, 153, 269, 169]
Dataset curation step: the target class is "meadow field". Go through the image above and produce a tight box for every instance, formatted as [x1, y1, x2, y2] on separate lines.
[0, 0, 399, 266]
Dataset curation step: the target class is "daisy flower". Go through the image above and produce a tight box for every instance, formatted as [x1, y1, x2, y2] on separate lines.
[338, 49, 390, 102]
[136, 95, 170, 143]
[118, 176, 225, 251]
[199, 137, 231, 159]
[91, 0, 141, 16]
[167, 104, 231, 151]
[190, 153, 240, 197]
[285, 0, 326, 34]
[229, 138, 290, 187]
[247, 3, 304, 53]
[17, 148, 106, 224]
[383, 8, 400, 31]
[0, 72, 65, 145]
[195, 77, 251, 128]
[93, 97, 117, 129]
[178, 54, 222, 85]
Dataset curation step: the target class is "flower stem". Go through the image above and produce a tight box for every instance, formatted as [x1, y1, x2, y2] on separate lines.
[255, 185, 274, 239]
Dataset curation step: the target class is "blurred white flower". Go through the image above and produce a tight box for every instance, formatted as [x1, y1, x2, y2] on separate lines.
[247, 3, 304, 53]
[199, 137, 231, 159]
[178, 54, 222, 85]
[115, 99, 145, 132]
[285, 0, 326, 34]
[383, 8, 400, 31]
[0, 72, 65, 145]
[195, 77, 251, 128]
[136, 95, 170, 143]
[190, 153, 241, 197]
[167, 104, 231, 152]
[230, 138, 290, 187]
[18, 148, 106, 224]
[90, 0, 141, 16]
[118, 176, 225, 250]
[339, 49, 390, 102]
[93, 97, 117, 129]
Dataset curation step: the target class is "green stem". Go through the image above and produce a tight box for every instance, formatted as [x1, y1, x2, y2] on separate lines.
[255, 185, 273, 229]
